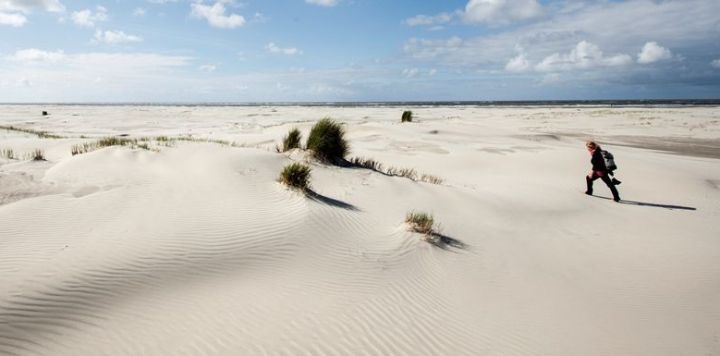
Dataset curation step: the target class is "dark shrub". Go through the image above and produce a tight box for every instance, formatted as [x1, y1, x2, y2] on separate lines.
[306, 118, 348, 163]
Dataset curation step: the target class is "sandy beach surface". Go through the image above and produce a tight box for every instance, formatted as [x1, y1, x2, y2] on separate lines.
[1, 105, 719, 355]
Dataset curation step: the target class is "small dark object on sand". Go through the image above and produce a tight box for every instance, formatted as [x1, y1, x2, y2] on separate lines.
[42, 111, 48, 116]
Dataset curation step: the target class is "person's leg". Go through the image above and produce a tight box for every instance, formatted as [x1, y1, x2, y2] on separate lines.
[585, 173, 599, 195]
[600, 174, 621, 201]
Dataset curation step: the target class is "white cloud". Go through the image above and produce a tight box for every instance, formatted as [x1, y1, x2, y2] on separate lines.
[404, 12, 454, 27]
[133, 7, 146, 16]
[637, 41, 673, 64]
[463, 0, 542, 25]
[94, 30, 143, 44]
[7, 48, 65, 62]
[191, 1, 245, 29]
[535, 41, 632, 72]
[266, 42, 301, 55]
[72, 6, 107, 27]
[0, 11, 25, 26]
[402, 68, 419, 78]
[305, 0, 337, 7]
[0, 0, 65, 13]
[404, 0, 720, 73]
[505, 46, 530, 72]
[0, 0, 64, 27]
[712, 59, 720, 69]
[199, 64, 216, 72]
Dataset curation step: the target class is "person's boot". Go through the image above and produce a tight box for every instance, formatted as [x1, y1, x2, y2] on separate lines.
[585, 176, 593, 195]
[611, 178, 622, 185]
[610, 186, 621, 202]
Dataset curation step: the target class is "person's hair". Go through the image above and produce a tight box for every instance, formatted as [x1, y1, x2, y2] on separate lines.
[586, 141, 599, 150]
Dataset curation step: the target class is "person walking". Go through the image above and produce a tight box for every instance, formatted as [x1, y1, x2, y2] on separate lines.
[585, 141, 621, 202]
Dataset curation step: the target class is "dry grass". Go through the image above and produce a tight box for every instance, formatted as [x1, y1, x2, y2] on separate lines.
[0, 125, 63, 139]
[405, 211, 434, 234]
[29, 149, 45, 161]
[1, 148, 15, 160]
[349, 157, 384, 172]
[350, 156, 444, 185]
[71, 136, 152, 155]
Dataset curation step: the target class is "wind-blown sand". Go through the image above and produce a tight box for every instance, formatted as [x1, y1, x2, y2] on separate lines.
[1, 105, 719, 355]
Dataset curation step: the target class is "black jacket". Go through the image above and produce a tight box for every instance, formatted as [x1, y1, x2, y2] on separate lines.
[591, 149, 608, 172]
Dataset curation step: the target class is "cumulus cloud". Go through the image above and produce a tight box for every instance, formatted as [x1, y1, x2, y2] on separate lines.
[94, 30, 143, 44]
[191, 0, 245, 29]
[505, 46, 530, 72]
[0, 11, 25, 26]
[7, 48, 65, 62]
[637, 41, 673, 64]
[463, 0, 542, 25]
[535, 41, 632, 72]
[402, 68, 419, 78]
[305, 0, 337, 7]
[266, 42, 301, 55]
[0, 0, 64, 27]
[72, 6, 107, 27]
[404, 12, 454, 27]
[0, 0, 64, 13]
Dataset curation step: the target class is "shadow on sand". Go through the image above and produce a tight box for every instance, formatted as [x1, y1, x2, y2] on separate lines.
[427, 232, 468, 251]
[307, 190, 360, 211]
[591, 195, 696, 211]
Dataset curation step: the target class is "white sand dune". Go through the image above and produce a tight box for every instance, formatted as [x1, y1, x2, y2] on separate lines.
[1, 105, 719, 355]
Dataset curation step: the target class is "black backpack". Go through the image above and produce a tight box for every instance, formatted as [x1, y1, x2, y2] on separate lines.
[601, 150, 617, 172]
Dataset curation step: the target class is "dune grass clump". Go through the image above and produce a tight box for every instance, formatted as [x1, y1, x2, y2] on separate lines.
[282, 128, 302, 152]
[1, 148, 15, 160]
[406, 211, 434, 235]
[30, 149, 45, 161]
[306, 118, 349, 163]
[279, 162, 312, 191]
[401, 111, 413, 123]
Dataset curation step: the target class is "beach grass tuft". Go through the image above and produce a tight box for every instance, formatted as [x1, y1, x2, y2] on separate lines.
[279, 162, 312, 191]
[401, 111, 413, 123]
[282, 128, 302, 152]
[405, 211, 434, 235]
[30, 149, 45, 161]
[306, 118, 348, 163]
[1, 148, 15, 160]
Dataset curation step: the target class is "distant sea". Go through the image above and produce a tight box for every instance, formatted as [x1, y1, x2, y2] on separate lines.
[2, 99, 719, 107]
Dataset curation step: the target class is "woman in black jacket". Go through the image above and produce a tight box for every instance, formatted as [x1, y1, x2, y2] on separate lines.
[585, 141, 621, 202]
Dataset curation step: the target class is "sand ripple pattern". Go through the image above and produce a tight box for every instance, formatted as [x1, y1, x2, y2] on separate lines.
[0, 146, 490, 355]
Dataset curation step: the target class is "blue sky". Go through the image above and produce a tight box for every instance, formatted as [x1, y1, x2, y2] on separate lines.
[1, 0, 719, 102]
